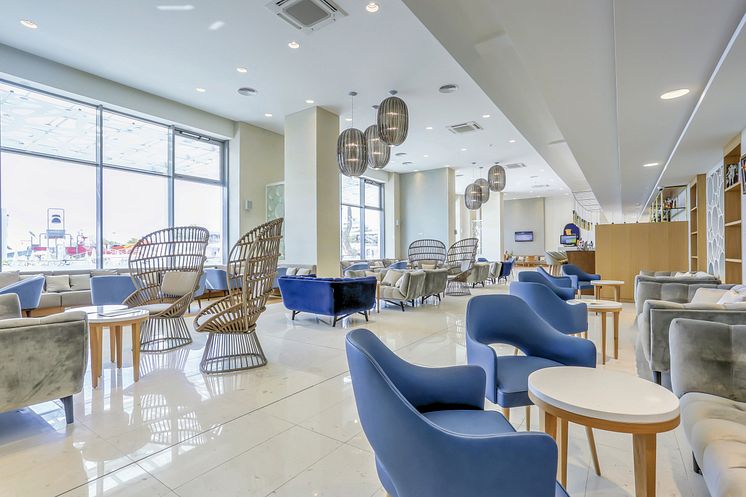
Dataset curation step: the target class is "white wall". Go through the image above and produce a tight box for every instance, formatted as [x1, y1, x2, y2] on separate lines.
[481, 192, 504, 260]
[400, 169, 452, 254]
[363, 168, 401, 259]
[544, 195, 575, 251]
[503, 198, 545, 256]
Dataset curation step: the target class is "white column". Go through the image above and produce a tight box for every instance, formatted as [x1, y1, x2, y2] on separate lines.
[481, 192, 504, 260]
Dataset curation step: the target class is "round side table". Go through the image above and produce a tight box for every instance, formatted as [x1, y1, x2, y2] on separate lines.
[591, 279, 625, 302]
[529, 367, 679, 497]
[79, 306, 149, 388]
[571, 299, 622, 364]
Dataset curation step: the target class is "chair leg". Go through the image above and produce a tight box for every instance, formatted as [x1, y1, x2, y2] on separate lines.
[400, 302, 405, 312]
[60, 395, 74, 424]
[693, 453, 701, 474]
[363, 311, 369, 322]
[502, 407, 510, 420]
[291, 310, 298, 320]
[525, 406, 531, 431]
[332, 316, 338, 327]
[653, 371, 662, 385]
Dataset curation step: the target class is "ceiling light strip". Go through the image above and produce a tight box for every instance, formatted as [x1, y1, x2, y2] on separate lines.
[637, 10, 746, 222]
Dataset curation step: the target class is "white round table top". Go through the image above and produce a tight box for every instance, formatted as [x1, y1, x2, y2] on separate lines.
[570, 298, 622, 311]
[76, 305, 149, 324]
[591, 279, 625, 286]
[528, 367, 680, 425]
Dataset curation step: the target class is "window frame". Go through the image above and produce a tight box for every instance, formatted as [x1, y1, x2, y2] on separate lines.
[340, 176, 385, 260]
[0, 78, 228, 269]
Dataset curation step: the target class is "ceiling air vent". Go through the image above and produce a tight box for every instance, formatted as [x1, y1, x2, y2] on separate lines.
[503, 162, 527, 169]
[447, 121, 483, 134]
[266, 0, 347, 33]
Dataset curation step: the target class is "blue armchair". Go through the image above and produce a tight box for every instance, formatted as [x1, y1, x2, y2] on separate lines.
[387, 260, 408, 270]
[537, 266, 578, 292]
[562, 264, 600, 291]
[90, 275, 136, 305]
[279, 276, 377, 327]
[517, 271, 575, 301]
[0, 275, 44, 315]
[497, 259, 514, 283]
[510, 282, 587, 336]
[346, 328, 568, 497]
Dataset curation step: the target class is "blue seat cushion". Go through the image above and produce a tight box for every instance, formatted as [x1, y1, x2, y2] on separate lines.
[496, 355, 563, 408]
[423, 409, 514, 435]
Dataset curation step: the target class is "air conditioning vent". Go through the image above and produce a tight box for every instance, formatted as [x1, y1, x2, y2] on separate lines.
[446, 121, 483, 134]
[503, 163, 526, 169]
[266, 0, 346, 33]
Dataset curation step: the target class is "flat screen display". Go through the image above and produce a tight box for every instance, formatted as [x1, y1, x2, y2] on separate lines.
[514, 231, 534, 242]
[560, 235, 578, 246]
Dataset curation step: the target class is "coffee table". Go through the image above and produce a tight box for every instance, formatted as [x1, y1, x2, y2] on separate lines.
[529, 367, 679, 497]
[79, 305, 149, 388]
[591, 279, 624, 302]
[571, 299, 622, 365]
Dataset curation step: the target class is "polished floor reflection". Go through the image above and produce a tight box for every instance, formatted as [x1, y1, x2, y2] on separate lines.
[1, 284, 708, 497]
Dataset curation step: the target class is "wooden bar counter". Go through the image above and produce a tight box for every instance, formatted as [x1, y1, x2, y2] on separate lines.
[566, 249, 595, 274]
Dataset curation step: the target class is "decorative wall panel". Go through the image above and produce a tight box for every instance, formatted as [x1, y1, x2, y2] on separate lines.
[706, 166, 724, 278]
[266, 182, 285, 259]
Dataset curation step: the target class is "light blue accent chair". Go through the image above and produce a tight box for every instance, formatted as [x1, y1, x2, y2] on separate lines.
[0, 275, 44, 314]
[518, 271, 575, 301]
[510, 282, 588, 335]
[90, 275, 136, 306]
[537, 266, 578, 291]
[388, 260, 408, 270]
[466, 295, 596, 409]
[562, 264, 600, 291]
[346, 328, 569, 497]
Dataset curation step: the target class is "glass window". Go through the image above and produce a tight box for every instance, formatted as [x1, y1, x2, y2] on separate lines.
[0, 82, 97, 162]
[102, 111, 168, 173]
[1, 152, 97, 270]
[174, 180, 224, 264]
[339, 177, 384, 260]
[175, 134, 222, 180]
[102, 169, 168, 268]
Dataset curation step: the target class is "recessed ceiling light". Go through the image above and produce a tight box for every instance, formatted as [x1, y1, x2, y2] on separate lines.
[642, 162, 660, 167]
[195, 87, 206, 93]
[156, 5, 195, 11]
[344, 117, 352, 122]
[660, 88, 690, 100]
[460, 148, 467, 152]
[425, 126, 433, 130]
[423, 154, 429, 158]
[482, 114, 491, 119]
[208, 21, 225, 30]
[20, 19, 38, 29]
[508, 139, 516, 143]
[264, 113, 273, 117]
[365, 2, 380, 13]
[236, 67, 248, 73]
[305, 99, 315, 104]
[540, 169, 545, 172]
[414, 169, 420, 172]
[288, 41, 300, 49]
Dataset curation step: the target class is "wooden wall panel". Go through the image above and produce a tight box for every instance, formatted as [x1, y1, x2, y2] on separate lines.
[596, 222, 689, 302]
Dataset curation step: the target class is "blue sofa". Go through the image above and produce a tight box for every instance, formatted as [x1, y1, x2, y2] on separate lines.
[278, 276, 377, 327]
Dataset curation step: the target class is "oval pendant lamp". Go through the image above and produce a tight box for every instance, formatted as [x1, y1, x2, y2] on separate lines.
[364, 124, 390, 169]
[377, 90, 409, 146]
[337, 91, 368, 177]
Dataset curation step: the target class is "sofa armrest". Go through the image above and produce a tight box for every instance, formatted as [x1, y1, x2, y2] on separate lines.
[670, 318, 746, 402]
[0, 294, 21, 320]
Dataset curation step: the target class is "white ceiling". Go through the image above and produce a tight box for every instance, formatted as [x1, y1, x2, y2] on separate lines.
[0, 0, 570, 197]
[402, 0, 746, 222]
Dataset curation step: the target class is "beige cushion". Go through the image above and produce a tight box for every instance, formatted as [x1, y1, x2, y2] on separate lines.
[421, 263, 437, 270]
[394, 272, 410, 293]
[296, 268, 312, 276]
[69, 274, 91, 291]
[46, 275, 71, 293]
[285, 267, 298, 276]
[38, 292, 62, 308]
[160, 271, 198, 296]
[717, 290, 746, 305]
[691, 288, 730, 305]
[0, 271, 21, 288]
[60, 290, 92, 307]
[382, 269, 404, 287]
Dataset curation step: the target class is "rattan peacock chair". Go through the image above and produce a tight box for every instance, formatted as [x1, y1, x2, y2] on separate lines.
[125, 226, 210, 352]
[408, 239, 447, 269]
[444, 238, 479, 296]
[192, 218, 283, 374]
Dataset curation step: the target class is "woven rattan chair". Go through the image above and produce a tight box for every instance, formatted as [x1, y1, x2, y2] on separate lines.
[125, 226, 210, 352]
[444, 238, 479, 296]
[192, 219, 283, 374]
[408, 239, 447, 269]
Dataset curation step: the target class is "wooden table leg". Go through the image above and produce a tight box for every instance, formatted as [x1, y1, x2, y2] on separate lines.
[541, 409, 557, 440]
[586, 426, 601, 476]
[601, 311, 607, 365]
[633, 433, 657, 497]
[613, 311, 620, 360]
[525, 405, 531, 431]
[132, 321, 141, 382]
[114, 325, 123, 368]
[109, 326, 115, 363]
[594, 285, 600, 299]
[614, 285, 620, 302]
[558, 417, 569, 486]
[89, 324, 99, 389]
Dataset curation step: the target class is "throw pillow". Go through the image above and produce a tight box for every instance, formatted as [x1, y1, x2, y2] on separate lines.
[694, 271, 713, 279]
[394, 272, 410, 293]
[161, 271, 198, 296]
[717, 289, 746, 305]
[69, 274, 91, 291]
[285, 267, 298, 276]
[382, 269, 404, 287]
[46, 275, 71, 293]
[296, 268, 312, 276]
[0, 270, 21, 288]
[690, 288, 729, 305]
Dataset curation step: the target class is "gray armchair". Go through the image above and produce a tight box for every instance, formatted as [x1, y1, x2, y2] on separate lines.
[0, 294, 87, 424]
[635, 278, 731, 315]
[669, 318, 746, 497]
[421, 268, 448, 303]
[466, 262, 490, 287]
[379, 270, 426, 311]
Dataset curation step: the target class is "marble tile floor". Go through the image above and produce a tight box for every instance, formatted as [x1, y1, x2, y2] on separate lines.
[0, 283, 710, 497]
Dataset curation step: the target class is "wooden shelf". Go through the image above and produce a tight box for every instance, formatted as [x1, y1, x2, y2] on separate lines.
[725, 220, 742, 227]
[726, 181, 741, 192]
[690, 206, 698, 212]
[726, 258, 743, 263]
[691, 256, 699, 259]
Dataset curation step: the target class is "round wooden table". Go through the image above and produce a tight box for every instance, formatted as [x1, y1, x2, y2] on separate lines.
[571, 299, 622, 365]
[79, 305, 149, 388]
[528, 367, 680, 497]
[591, 279, 624, 302]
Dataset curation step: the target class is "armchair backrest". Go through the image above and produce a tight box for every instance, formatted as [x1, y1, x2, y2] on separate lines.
[408, 239, 447, 269]
[509, 282, 587, 334]
[499, 259, 514, 278]
[517, 271, 574, 300]
[562, 263, 597, 281]
[0, 294, 21, 320]
[446, 238, 478, 270]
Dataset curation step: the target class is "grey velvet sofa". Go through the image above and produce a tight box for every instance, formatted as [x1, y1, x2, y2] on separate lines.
[421, 268, 448, 303]
[636, 289, 742, 384]
[379, 270, 426, 311]
[634, 273, 725, 315]
[0, 294, 88, 424]
[670, 318, 746, 497]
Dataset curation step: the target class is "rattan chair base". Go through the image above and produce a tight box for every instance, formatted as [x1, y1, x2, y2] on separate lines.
[446, 280, 471, 296]
[200, 332, 268, 374]
[140, 317, 193, 352]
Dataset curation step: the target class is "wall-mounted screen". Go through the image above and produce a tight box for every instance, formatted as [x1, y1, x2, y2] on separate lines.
[560, 235, 578, 246]
[514, 231, 534, 242]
